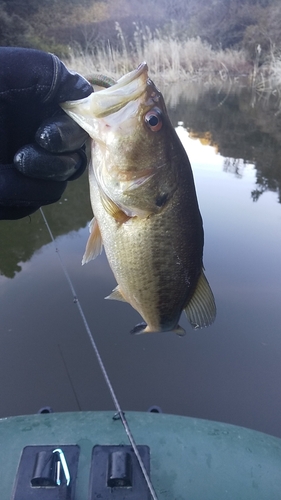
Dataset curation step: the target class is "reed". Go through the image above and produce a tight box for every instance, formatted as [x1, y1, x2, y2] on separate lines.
[65, 24, 281, 93]
[65, 25, 249, 85]
[265, 52, 281, 95]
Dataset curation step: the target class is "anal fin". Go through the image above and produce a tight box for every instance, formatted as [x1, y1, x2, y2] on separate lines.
[130, 322, 148, 335]
[105, 285, 127, 302]
[130, 322, 186, 336]
[82, 217, 103, 265]
[185, 270, 216, 329]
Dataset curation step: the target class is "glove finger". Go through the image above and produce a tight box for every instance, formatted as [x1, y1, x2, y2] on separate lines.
[36, 114, 89, 153]
[14, 144, 87, 182]
[54, 60, 93, 102]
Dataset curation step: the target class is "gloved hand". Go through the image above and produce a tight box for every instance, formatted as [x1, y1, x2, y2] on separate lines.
[0, 47, 93, 220]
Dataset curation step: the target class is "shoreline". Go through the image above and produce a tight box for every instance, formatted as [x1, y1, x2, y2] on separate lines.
[64, 34, 280, 94]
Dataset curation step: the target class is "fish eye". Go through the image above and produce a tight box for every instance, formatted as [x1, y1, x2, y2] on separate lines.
[145, 108, 163, 132]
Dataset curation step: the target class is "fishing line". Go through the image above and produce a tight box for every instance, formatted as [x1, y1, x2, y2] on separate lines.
[58, 343, 82, 411]
[40, 207, 158, 500]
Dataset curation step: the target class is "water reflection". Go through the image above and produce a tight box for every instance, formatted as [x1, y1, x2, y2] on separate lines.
[165, 83, 281, 203]
[0, 85, 281, 439]
[1, 85, 280, 278]
[0, 174, 92, 278]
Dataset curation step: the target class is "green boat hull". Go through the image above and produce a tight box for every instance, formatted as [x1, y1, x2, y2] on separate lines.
[1, 411, 281, 499]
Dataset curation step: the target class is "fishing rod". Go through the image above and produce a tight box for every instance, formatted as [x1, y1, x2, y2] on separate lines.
[40, 207, 159, 500]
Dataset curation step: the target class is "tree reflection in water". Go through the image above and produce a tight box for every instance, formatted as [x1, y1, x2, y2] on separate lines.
[1, 83, 281, 277]
[0, 83, 281, 437]
[166, 82, 281, 203]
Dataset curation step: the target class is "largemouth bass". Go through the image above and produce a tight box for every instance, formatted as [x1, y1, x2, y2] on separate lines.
[62, 63, 216, 335]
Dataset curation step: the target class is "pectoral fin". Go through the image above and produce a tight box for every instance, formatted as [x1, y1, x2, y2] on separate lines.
[185, 270, 216, 329]
[105, 285, 127, 302]
[100, 190, 130, 223]
[82, 217, 103, 265]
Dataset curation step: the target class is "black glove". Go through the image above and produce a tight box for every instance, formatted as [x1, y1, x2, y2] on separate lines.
[0, 47, 93, 220]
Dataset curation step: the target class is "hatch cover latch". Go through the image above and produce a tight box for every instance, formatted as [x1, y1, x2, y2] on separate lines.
[88, 444, 151, 499]
[11, 444, 79, 500]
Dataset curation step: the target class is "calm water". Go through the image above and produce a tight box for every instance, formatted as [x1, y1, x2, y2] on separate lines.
[1, 84, 281, 438]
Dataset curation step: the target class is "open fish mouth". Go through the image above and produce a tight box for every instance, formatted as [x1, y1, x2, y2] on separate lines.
[61, 62, 148, 122]
[109, 62, 148, 90]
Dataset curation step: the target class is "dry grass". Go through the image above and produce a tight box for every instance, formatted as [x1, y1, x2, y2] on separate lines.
[65, 24, 281, 99]
[65, 25, 250, 86]
[245, 46, 281, 105]
[261, 53, 281, 95]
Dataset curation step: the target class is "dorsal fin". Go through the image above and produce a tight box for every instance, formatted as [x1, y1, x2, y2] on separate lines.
[184, 270, 216, 329]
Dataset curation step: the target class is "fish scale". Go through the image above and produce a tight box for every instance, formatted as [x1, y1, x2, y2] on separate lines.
[61, 63, 216, 334]
[89, 150, 204, 333]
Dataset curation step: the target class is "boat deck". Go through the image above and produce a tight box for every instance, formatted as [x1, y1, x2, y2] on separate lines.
[1, 411, 281, 499]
